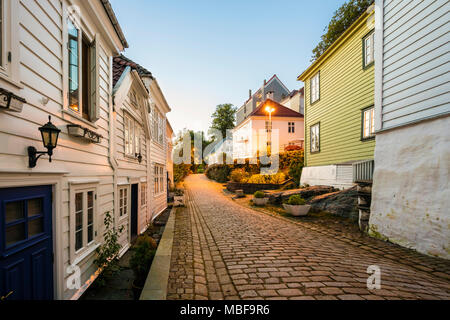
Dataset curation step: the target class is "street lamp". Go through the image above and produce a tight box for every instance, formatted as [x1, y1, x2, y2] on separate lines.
[28, 116, 61, 168]
[265, 105, 275, 155]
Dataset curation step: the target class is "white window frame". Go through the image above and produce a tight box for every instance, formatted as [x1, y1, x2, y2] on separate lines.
[362, 107, 375, 139]
[310, 123, 320, 153]
[310, 72, 320, 104]
[154, 164, 165, 195]
[118, 185, 129, 220]
[0, 0, 21, 88]
[63, 7, 100, 124]
[69, 181, 99, 264]
[364, 31, 375, 67]
[124, 113, 134, 157]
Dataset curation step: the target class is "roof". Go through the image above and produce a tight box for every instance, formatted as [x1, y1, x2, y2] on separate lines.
[248, 99, 304, 118]
[297, 4, 374, 81]
[113, 55, 153, 87]
[100, 0, 129, 49]
[244, 74, 287, 105]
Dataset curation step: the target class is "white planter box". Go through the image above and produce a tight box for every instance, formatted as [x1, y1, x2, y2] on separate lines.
[253, 198, 269, 206]
[174, 195, 185, 207]
[283, 204, 311, 216]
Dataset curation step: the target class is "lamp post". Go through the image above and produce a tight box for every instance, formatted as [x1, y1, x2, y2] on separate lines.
[28, 116, 61, 168]
[265, 105, 275, 155]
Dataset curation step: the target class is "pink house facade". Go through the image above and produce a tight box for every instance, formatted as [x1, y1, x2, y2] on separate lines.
[233, 99, 304, 160]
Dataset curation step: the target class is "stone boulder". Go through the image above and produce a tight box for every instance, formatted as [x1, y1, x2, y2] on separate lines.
[309, 186, 359, 221]
[267, 186, 339, 204]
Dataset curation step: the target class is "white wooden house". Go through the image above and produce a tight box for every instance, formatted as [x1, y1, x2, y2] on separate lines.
[0, 0, 127, 300]
[112, 56, 152, 252]
[370, 0, 450, 259]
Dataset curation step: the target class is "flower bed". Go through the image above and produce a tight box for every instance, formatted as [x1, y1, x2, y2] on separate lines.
[227, 181, 285, 194]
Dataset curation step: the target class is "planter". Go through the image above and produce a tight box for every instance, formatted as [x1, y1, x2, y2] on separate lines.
[174, 195, 185, 207]
[283, 204, 311, 216]
[253, 198, 269, 206]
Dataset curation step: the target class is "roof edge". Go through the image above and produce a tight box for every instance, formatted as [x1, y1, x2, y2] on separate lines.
[100, 0, 129, 49]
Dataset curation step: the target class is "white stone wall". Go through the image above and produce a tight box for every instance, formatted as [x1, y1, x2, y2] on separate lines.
[369, 116, 450, 259]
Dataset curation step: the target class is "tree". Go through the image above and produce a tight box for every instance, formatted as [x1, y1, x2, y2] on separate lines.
[311, 0, 373, 61]
[210, 104, 236, 139]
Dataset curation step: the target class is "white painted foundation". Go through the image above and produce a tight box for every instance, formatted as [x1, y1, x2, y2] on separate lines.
[369, 116, 450, 259]
[300, 164, 354, 190]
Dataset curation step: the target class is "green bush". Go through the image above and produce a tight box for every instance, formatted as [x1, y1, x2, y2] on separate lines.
[287, 195, 306, 206]
[205, 164, 231, 183]
[247, 172, 286, 184]
[253, 191, 266, 198]
[230, 168, 250, 183]
[174, 164, 191, 183]
[130, 235, 157, 286]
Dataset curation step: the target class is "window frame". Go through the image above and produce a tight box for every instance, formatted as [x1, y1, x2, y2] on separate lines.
[118, 185, 129, 220]
[361, 105, 376, 141]
[0, 0, 21, 88]
[64, 12, 100, 124]
[310, 122, 320, 154]
[288, 122, 295, 133]
[310, 71, 320, 104]
[362, 29, 375, 69]
[154, 164, 165, 195]
[69, 182, 99, 264]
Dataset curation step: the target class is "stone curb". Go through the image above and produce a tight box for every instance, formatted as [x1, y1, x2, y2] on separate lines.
[140, 207, 176, 300]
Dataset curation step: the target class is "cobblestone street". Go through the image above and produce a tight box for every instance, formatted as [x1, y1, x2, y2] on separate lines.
[167, 175, 450, 300]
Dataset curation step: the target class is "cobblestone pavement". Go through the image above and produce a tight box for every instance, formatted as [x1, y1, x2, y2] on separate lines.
[167, 175, 450, 300]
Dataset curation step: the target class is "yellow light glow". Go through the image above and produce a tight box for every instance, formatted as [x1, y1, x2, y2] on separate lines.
[265, 106, 275, 113]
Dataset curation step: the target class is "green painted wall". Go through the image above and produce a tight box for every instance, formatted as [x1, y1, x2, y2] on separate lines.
[303, 15, 375, 167]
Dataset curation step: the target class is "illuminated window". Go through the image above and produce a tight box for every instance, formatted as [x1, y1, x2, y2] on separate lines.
[362, 107, 375, 139]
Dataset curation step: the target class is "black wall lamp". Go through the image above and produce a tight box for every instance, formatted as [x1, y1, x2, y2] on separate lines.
[28, 116, 61, 168]
[136, 153, 143, 163]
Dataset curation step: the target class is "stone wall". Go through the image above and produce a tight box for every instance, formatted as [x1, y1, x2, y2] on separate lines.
[369, 116, 450, 260]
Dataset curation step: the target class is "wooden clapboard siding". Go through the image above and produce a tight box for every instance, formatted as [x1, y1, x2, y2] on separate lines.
[381, 0, 450, 129]
[301, 10, 375, 167]
[0, 0, 122, 300]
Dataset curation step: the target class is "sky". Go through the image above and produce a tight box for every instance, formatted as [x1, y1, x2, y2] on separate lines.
[110, 0, 346, 135]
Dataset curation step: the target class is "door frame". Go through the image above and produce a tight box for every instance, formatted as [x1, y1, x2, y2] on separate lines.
[127, 178, 141, 243]
[0, 172, 65, 300]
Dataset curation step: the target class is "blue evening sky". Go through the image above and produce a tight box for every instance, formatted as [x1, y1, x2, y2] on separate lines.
[110, 0, 345, 135]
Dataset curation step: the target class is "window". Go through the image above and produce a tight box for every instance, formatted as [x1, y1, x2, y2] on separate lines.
[124, 113, 141, 158]
[363, 31, 375, 67]
[141, 183, 147, 207]
[152, 107, 164, 145]
[119, 187, 128, 217]
[67, 18, 98, 122]
[310, 123, 320, 153]
[265, 121, 272, 133]
[362, 107, 375, 139]
[154, 164, 165, 194]
[73, 190, 95, 252]
[310, 72, 320, 103]
[288, 122, 295, 133]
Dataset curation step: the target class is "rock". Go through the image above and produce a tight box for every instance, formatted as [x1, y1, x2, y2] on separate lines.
[309, 186, 359, 221]
[267, 186, 338, 204]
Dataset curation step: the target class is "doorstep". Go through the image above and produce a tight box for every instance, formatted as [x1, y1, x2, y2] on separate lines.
[140, 207, 176, 300]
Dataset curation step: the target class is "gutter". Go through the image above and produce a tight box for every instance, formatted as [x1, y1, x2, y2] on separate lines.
[100, 0, 129, 49]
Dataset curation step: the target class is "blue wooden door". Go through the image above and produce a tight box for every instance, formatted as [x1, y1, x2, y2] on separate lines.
[0, 185, 53, 300]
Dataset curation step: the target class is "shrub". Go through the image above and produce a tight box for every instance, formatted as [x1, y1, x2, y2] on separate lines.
[271, 172, 286, 184]
[130, 235, 157, 286]
[205, 164, 231, 183]
[247, 172, 286, 184]
[94, 211, 124, 286]
[230, 168, 250, 183]
[253, 191, 266, 198]
[174, 163, 191, 183]
[287, 195, 306, 206]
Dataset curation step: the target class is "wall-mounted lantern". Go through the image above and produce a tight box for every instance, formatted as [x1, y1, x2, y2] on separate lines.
[28, 116, 61, 168]
[0, 88, 27, 112]
[136, 153, 143, 163]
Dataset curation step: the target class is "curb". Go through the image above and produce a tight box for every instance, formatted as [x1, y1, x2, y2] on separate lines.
[140, 207, 176, 300]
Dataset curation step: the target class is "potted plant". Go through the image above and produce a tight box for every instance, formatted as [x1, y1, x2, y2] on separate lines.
[253, 191, 269, 206]
[130, 235, 157, 300]
[283, 195, 311, 216]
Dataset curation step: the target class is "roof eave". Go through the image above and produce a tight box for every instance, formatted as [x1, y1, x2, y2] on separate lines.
[297, 8, 373, 81]
[100, 0, 129, 49]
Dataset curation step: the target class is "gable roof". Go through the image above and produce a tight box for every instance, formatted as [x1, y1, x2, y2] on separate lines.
[113, 55, 153, 87]
[244, 74, 289, 105]
[248, 99, 304, 118]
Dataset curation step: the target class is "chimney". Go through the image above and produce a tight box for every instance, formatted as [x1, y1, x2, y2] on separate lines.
[264, 79, 267, 86]
[249, 89, 252, 99]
